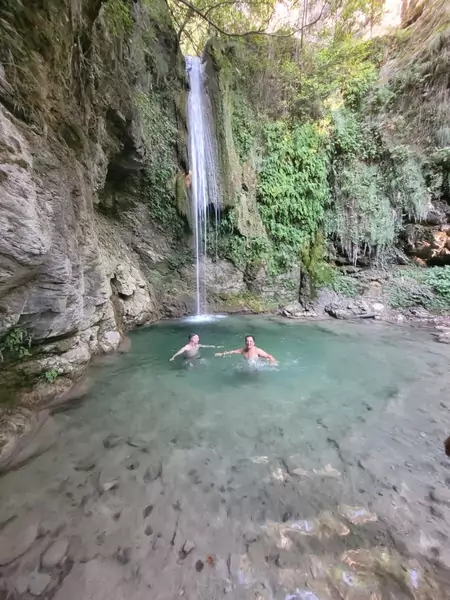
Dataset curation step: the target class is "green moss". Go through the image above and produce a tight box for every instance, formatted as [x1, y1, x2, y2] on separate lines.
[214, 291, 278, 313]
[329, 273, 361, 297]
[104, 0, 133, 37]
[135, 91, 178, 170]
[232, 95, 256, 163]
[142, 169, 186, 239]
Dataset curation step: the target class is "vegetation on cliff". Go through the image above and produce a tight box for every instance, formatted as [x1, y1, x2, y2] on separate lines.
[169, 0, 449, 301]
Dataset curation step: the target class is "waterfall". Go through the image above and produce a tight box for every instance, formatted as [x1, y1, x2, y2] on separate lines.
[185, 55, 220, 316]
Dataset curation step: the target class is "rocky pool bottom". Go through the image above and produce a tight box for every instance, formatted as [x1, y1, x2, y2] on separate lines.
[1, 316, 450, 599]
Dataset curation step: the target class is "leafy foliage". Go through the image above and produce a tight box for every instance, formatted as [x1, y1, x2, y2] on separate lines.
[40, 369, 60, 384]
[388, 267, 450, 311]
[0, 328, 32, 363]
[329, 272, 360, 297]
[257, 121, 329, 271]
[425, 266, 450, 304]
[231, 96, 256, 163]
[327, 112, 429, 263]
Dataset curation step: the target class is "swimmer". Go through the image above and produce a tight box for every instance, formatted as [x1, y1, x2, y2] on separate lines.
[215, 335, 277, 364]
[169, 333, 220, 363]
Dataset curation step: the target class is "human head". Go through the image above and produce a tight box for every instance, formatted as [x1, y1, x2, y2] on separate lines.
[245, 335, 255, 349]
[189, 333, 199, 344]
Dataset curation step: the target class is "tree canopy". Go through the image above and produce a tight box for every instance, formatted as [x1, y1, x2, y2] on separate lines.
[168, 0, 385, 54]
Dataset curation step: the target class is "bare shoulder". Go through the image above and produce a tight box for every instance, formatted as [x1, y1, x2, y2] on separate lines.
[256, 347, 270, 356]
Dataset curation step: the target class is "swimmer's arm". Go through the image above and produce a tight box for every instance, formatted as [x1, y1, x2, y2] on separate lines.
[257, 348, 277, 364]
[169, 345, 188, 361]
[215, 348, 242, 357]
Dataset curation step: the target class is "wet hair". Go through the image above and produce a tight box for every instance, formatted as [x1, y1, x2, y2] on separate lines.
[245, 335, 255, 343]
[188, 333, 198, 341]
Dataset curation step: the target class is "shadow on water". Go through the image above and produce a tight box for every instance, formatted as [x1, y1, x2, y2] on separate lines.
[1, 316, 450, 599]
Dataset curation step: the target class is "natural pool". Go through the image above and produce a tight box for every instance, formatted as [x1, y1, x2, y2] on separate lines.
[1, 316, 450, 599]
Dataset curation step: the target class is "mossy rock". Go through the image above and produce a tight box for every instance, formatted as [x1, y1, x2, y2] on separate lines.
[212, 291, 278, 314]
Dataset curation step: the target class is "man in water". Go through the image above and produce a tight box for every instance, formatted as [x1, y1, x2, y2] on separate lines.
[169, 333, 219, 364]
[215, 335, 277, 364]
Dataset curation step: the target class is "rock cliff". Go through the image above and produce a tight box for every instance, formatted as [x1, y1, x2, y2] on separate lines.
[0, 0, 196, 403]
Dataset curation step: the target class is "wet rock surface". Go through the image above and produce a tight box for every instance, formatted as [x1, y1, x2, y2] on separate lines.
[0, 517, 39, 566]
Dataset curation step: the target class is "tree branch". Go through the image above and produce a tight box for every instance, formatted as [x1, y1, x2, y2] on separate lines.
[171, 0, 330, 39]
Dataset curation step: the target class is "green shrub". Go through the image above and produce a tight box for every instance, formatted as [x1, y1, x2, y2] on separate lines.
[329, 273, 360, 297]
[424, 266, 450, 304]
[257, 121, 329, 265]
[388, 267, 450, 310]
[40, 369, 60, 384]
[0, 328, 31, 363]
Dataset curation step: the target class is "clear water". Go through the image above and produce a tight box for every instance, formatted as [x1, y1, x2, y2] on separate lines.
[1, 317, 450, 599]
[186, 55, 220, 315]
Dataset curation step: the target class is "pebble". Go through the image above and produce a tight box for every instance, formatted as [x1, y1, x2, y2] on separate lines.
[125, 458, 140, 471]
[0, 517, 39, 565]
[195, 559, 204, 572]
[338, 505, 377, 525]
[74, 459, 96, 472]
[115, 546, 131, 565]
[101, 479, 119, 493]
[16, 572, 52, 596]
[41, 538, 69, 568]
[144, 524, 154, 536]
[243, 531, 259, 544]
[285, 591, 320, 600]
[103, 434, 122, 449]
[429, 487, 450, 507]
[143, 505, 154, 519]
[183, 540, 196, 554]
[143, 461, 162, 482]
[126, 436, 150, 452]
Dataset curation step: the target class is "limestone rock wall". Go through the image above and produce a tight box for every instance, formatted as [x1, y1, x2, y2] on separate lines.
[0, 0, 195, 403]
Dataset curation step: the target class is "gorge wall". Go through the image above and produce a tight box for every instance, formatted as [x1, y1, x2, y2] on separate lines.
[200, 0, 450, 314]
[0, 0, 200, 404]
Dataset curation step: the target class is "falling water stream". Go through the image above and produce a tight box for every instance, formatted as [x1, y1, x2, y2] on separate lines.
[186, 55, 220, 316]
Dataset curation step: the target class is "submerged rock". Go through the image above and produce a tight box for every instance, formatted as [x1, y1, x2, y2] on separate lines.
[0, 409, 57, 473]
[312, 464, 341, 478]
[16, 572, 52, 596]
[74, 458, 96, 472]
[429, 487, 450, 506]
[143, 460, 162, 482]
[0, 516, 39, 565]
[285, 591, 320, 600]
[103, 434, 122, 449]
[41, 538, 69, 568]
[338, 505, 378, 525]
